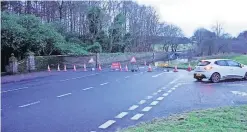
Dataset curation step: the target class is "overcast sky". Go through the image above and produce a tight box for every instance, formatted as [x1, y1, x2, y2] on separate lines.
[136, 0, 247, 37]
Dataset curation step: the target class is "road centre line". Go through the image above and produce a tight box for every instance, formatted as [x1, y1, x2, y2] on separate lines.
[171, 87, 176, 90]
[100, 82, 109, 85]
[138, 100, 146, 105]
[167, 90, 172, 93]
[1, 87, 29, 93]
[82, 87, 93, 91]
[19, 101, 40, 108]
[98, 120, 116, 129]
[152, 72, 165, 77]
[128, 105, 139, 110]
[150, 101, 159, 106]
[146, 96, 153, 99]
[163, 93, 169, 96]
[57, 93, 72, 98]
[152, 92, 158, 95]
[157, 90, 162, 93]
[115, 112, 128, 119]
[156, 97, 164, 101]
[131, 113, 144, 120]
[142, 106, 152, 112]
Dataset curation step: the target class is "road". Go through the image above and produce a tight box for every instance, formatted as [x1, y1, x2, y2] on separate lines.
[1, 68, 247, 132]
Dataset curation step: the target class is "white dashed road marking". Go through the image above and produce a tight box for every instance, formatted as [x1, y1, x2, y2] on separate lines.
[167, 90, 172, 93]
[125, 76, 130, 78]
[19, 101, 40, 108]
[231, 91, 247, 96]
[156, 97, 164, 101]
[142, 106, 152, 112]
[150, 101, 159, 106]
[138, 100, 146, 105]
[152, 72, 165, 77]
[115, 112, 128, 119]
[162, 93, 169, 96]
[57, 93, 72, 98]
[131, 114, 144, 120]
[1, 87, 29, 93]
[152, 92, 158, 95]
[171, 87, 176, 90]
[98, 120, 116, 129]
[157, 90, 162, 93]
[128, 105, 139, 110]
[146, 96, 153, 99]
[82, 87, 93, 91]
[100, 82, 109, 86]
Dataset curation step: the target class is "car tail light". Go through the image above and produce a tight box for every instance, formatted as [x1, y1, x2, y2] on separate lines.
[204, 66, 213, 70]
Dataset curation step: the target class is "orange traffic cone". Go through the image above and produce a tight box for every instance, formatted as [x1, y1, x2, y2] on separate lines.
[57, 64, 60, 71]
[64, 65, 67, 71]
[173, 65, 178, 72]
[187, 63, 192, 72]
[125, 65, 128, 72]
[98, 64, 102, 71]
[73, 65, 76, 71]
[83, 64, 87, 71]
[48, 65, 51, 72]
[148, 64, 152, 72]
[119, 63, 122, 71]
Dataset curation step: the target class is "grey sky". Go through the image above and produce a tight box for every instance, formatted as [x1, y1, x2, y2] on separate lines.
[137, 0, 247, 37]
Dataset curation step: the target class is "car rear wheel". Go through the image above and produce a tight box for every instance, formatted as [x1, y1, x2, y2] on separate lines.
[211, 72, 221, 83]
[244, 72, 247, 80]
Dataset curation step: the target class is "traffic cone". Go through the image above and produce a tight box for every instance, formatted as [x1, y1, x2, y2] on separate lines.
[73, 65, 76, 71]
[83, 64, 87, 71]
[119, 63, 122, 71]
[147, 64, 152, 72]
[187, 63, 192, 72]
[125, 64, 128, 72]
[144, 61, 147, 66]
[47, 65, 51, 72]
[173, 65, 178, 72]
[98, 64, 102, 71]
[64, 65, 67, 71]
[57, 64, 60, 71]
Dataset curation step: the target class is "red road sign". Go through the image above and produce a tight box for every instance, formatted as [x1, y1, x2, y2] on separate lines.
[130, 57, 136, 63]
[111, 62, 120, 69]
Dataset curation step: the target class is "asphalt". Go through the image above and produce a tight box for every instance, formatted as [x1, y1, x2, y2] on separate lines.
[1, 69, 247, 132]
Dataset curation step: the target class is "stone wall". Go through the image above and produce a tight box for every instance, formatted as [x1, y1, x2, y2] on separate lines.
[13, 52, 167, 72]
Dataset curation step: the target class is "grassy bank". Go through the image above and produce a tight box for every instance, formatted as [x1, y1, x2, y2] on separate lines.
[167, 55, 247, 69]
[121, 105, 247, 132]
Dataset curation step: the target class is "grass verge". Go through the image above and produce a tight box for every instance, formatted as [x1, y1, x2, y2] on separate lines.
[121, 105, 247, 132]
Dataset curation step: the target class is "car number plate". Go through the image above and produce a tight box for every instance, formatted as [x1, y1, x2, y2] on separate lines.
[196, 73, 202, 76]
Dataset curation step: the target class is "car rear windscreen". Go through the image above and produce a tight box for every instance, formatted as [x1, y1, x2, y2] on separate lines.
[197, 61, 210, 66]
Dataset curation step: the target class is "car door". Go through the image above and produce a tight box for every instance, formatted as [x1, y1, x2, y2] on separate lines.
[214, 60, 230, 78]
[226, 60, 244, 78]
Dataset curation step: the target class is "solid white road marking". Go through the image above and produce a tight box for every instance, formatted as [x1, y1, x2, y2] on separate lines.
[98, 120, 116, 129]
[146, 96, 153, 99]
[163, 93, 169, 96]
[138, 100, 146, 105]
[82, 87, 93, 91]
[115, 112, 128, 118]
[57, 93, 72, 98]
[156, 97, 164, 101]
[150, 101, 159, 106]
[157, 90, 162, 93]
[19, 101, 40, 108]
[142, 106, 152, 112]
[152, 92, 158, 95]
[131, 114, 144, 120]
[1, 87, 29, 93]
[128, 105, 139, 110]
[125, 76, 130, 78]
[100, 82, 109, 85]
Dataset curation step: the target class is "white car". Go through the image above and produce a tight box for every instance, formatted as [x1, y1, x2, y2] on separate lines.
[194, 59, 247, 83]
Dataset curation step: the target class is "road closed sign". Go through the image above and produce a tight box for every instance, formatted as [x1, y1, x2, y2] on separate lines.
[88, 57, 94, 63]
[130, 57, 136, 63]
